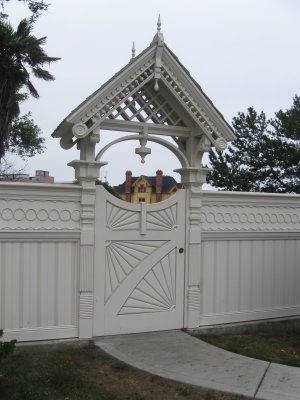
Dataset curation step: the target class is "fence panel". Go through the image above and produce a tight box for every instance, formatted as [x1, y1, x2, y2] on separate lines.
[0, 183, 81, 341]
[199, 192, 300, 326]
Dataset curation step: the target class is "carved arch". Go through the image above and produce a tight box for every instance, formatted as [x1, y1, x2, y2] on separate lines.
[95, 134, 190, 168]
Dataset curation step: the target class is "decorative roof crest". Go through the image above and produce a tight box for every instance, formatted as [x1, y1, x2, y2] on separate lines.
[152, 14, 164, 92]
[131, 41, 136, 60]
[52, 16, 236, 154]
[157, 14, 161, 32]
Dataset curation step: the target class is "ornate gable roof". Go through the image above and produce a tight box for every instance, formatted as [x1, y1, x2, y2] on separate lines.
[52, 21, 235, 152]
[133, 176, 152, 188]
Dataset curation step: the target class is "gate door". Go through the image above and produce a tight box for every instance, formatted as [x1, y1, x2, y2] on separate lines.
[93, 185, 186, 336]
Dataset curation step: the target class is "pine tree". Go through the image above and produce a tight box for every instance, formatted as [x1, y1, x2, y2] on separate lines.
[207, 97, 300, 194]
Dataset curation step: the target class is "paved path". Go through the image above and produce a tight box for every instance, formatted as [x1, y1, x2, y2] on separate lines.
[95, 330, 300, 400]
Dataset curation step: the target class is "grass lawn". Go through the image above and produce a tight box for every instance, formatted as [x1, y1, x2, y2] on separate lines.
[0, 343, 250, 400]
[194, 330, 300, 368]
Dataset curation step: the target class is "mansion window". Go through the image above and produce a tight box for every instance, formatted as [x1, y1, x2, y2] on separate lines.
[138, 184, 146, 193]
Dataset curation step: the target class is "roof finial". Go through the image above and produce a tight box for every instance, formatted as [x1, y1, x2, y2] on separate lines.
[131, 41, 136, 59]
[157, 14, 161, 32]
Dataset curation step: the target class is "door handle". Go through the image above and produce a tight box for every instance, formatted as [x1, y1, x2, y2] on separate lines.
[179, 248, 184, 254]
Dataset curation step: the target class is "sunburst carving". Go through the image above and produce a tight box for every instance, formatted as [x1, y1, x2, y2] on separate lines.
[147, 204, 177, 230]
[119, 248, 176, 314]
[105, 241, 167, 302]
[106, 202, 139, 230]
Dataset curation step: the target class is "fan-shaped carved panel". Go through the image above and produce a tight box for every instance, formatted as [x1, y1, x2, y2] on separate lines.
[106, 202, 139, 231]
[119, 248, 176, 314]
[147, 204, 177, 230]
[105, 240, 167, 302]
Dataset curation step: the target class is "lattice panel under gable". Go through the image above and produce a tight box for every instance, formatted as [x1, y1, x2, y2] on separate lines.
[107, 82, 186, 127]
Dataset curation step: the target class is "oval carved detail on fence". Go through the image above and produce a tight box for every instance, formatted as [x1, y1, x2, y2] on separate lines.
[0, 199, 81, 230]
[200, 205, 300, 231]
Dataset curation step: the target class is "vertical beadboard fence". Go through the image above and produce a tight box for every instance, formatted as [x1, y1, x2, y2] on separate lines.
[0, 182, 81, 341]
[199, 191, 300, 326]
[0, 182, 299, 341]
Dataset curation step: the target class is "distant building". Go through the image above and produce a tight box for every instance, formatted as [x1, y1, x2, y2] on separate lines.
[114, 170, 182, 204]
[0, 170, 54, 183]
[31, 170, 54, 184]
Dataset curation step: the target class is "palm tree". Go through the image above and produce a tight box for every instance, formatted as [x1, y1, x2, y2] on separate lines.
[0, 18, 60, 159]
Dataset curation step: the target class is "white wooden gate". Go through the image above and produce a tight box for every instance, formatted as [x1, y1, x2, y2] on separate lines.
[93, 186, 186, 336]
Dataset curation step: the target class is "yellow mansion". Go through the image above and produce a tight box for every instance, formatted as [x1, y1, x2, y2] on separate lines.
[114, 170, 182, 203]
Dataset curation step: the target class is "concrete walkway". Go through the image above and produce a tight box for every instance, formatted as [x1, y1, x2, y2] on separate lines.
[95, 330, 300, 400]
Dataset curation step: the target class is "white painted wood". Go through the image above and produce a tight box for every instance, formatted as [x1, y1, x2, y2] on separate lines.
[198, 307, 300, 326]
[227, 241, 240, 312]
[3, 326, 77, 342]
[52, 35, 235, 153]
[215, 241, 227, 314]
[45, 27, 300, 336]
[274, 240, 285, 308]
[239, 241, 252, 311]
[200, 238, 300, 326]
[296, 241, 300, 305]
[263, 241, 275, 309]
[93, 186, 186, 336]
[0, 182, 81, 232]
[0, 183, 80, 341]
[23, 242, 39, 328]
[0, 241, 78, 341]
[252, 240, 263, 310]
[1, 182, 299, 341]
[285, 240, 295, 306]
[198, 191, 300, 327]
[201, 241, 214, 315]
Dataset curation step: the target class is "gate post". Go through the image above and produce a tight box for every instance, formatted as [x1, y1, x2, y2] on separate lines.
[68, 160, 106, 338]
[175, 167, 210, 329]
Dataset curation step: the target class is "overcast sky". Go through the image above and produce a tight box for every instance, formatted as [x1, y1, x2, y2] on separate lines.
[4, 0, 300, 185]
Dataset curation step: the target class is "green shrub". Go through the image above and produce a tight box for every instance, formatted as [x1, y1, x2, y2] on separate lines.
[0, 330, 16, 362]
